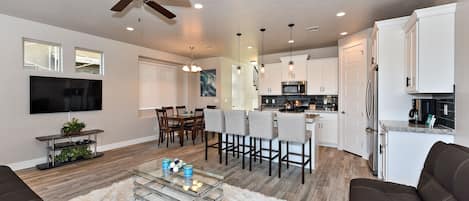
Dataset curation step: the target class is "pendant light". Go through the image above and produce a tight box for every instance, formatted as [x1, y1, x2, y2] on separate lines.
[182, 46, 202, 72]
[260, 28, 266, 74]
[236, 33, 242, 75]
[288, 23, 295, 72]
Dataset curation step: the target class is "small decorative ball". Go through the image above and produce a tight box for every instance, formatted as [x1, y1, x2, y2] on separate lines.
[170, 162, 175, 168]
[173, 166, 179, 172]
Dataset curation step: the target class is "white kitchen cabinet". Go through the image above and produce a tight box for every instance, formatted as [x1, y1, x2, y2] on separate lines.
[404, 3, 456, 93]
[258, 63, 282, 95]
[280, 55, 308, 82]
[306, 112, 338, 147]
[306, 58, 338, 95]
[382, 131, 454, 187]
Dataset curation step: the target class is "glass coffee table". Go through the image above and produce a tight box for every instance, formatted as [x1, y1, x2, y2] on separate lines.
[133, 159, 224, 201]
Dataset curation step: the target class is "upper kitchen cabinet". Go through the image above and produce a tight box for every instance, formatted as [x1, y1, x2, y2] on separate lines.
[258, 63, 283, 95]
[404, 3, 456, 93]
[307, 57, 339, 95]
[280, 54, 308, 82]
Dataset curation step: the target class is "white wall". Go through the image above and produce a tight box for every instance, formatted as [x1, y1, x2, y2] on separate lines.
[455, 0, 469, 146]
[0, 14, 189, 167]
[187, 57, 234, 110]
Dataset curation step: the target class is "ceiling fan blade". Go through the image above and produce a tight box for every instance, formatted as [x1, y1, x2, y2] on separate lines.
[145, 0, 176, 19]
[110, 0, 134, 12]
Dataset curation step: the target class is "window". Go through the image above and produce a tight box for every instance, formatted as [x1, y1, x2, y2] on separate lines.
[138, 60, 182, 110]
[75, 48, 104, 75]
[23, 38, 62, 72]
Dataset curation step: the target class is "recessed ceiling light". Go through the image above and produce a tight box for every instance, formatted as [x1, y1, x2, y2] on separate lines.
[306, 26, 320, 32]
[288, 40, 295, 44]
[126, 27, 135, 31]
[336, 12, 346, 17]
[247, 46, 253, 49]
[340, 32, 348, 36]
[194, 3, 203, 9]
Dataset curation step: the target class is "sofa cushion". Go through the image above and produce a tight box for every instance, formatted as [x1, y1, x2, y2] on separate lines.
[417, 142, 469, 201]
[0, 166, 42, 201]
[350, 178, 421, 201]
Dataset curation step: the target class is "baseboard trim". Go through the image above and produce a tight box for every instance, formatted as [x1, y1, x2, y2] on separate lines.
[97, 135, 157, 152]
[7, 135, 157, 171]
[318, 143, 338, 148]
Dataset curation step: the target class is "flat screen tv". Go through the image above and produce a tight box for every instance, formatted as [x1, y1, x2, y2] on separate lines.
[30, 76, 102, 114]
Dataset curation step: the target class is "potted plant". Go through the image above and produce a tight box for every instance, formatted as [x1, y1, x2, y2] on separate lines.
[61, 118, 86, 136]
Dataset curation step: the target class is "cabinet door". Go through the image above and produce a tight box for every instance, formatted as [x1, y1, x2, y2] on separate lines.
[266, 63, 282, 95]
[405, 23, 418, 92]
[307, 60, 323, 95]
[321, 58, 339, 95]
[317, 113, 338, 146]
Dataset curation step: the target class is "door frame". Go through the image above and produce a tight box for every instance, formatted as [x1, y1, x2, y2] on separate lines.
[338, 38, 369, 158]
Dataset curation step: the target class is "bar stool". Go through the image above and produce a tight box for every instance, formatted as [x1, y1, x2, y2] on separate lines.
[248, 111, 279, 176]
[203, 109, 226, 164]
[224, 110, 250, 169]
[277, 113, 312, 184]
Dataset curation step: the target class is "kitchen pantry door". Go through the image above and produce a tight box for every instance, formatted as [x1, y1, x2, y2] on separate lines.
[340, 40, 367, 157]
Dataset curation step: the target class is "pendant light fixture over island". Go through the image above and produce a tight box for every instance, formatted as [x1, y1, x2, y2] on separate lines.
[288, 23, 295, 72]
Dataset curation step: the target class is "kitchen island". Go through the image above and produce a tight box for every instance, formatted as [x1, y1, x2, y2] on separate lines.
[222, 113, 320, 170]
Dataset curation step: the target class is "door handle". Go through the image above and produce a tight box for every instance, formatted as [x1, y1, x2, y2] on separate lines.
[341, 111, 346, 114]
[406, 77, 410, 87]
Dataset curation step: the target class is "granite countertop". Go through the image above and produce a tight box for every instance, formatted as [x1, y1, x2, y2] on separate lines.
[304, 110, 338, 113]
[380, 120, 455, 135]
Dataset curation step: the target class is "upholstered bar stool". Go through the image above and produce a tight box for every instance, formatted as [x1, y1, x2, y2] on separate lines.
[248, 111, 279, 176]
[224, 110, 250, 168]
[203, 109, 226, 164]
[277, 113, 312, 184]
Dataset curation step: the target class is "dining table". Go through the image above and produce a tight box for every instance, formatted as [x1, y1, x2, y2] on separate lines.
[165, 113, 197, 146]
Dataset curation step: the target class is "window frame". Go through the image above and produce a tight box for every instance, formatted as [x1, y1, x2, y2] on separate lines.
[23, 37, 63, 72]
[74, 47, 105, 76]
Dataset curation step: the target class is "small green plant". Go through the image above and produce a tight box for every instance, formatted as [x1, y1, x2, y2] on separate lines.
[62, 118, 86, 135]
[55, 146, 92, 163]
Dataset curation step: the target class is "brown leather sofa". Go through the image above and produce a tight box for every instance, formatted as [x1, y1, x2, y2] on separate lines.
[350, 141, 469, 201]
[0, 166, 42, 201]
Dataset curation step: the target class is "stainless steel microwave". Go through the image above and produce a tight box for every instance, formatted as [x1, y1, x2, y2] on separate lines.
[281, 81, 307, 95]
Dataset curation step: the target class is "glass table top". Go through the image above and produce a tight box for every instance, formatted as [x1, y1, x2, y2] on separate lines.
[133, 158, 224, 201]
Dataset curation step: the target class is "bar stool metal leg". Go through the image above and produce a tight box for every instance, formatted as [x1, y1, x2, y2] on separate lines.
[259, 139, 262, 164]
[269, 140, 272, 176]
[302, 143, 305, 184]
[218, 133, 222, 164]
[237, 136, 240, 158]
[253, 139, 257, 162]
[278, 140, 281, 178]
[309, 138, 312, 173]
[232, 135, 235, 157]
[249, 137, 252, 171]
[205, 132, 208, 161]
[225, 134, 229, 166]
[286, 142, 289, 169]
[242, 136, 245, 169]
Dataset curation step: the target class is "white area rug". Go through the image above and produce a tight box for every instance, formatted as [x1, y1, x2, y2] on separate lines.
[69, 178, 285, 201]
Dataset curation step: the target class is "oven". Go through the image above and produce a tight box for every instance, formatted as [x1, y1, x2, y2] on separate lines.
[281, 81, 307, 95]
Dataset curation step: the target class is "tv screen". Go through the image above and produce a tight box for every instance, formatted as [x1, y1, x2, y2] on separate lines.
[30, 76, 102, 114]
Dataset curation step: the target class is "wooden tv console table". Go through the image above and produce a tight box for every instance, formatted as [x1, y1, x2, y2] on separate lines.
[35, 129, 104, 170]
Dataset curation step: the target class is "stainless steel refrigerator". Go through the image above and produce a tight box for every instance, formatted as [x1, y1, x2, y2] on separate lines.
[366, 59, 379, 176]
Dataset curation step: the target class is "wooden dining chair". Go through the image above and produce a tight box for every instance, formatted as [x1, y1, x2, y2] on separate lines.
[162, 106, 175, 116]
[176, 106, 186, 116]
[155, 109, 176, 148]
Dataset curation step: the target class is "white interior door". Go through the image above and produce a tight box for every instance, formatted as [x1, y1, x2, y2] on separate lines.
[340, 42, 367, 157]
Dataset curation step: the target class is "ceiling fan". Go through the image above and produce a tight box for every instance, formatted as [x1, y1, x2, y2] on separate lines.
[110, 0, 176, 19]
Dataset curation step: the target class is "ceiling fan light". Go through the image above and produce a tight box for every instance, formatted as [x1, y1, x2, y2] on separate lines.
[182, 65, 190, 72]
[191, 65, 198, 72]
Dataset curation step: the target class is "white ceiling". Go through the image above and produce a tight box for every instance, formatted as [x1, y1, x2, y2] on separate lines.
[0, 0, 455, 61]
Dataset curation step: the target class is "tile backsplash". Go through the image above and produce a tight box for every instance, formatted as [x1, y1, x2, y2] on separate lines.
[261, 95, 338, 111]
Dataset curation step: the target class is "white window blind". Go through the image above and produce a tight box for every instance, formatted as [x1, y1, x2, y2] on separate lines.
[139, 61, 179, 110]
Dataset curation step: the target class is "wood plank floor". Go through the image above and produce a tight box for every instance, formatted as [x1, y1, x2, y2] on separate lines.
[16, 138, 374, 201]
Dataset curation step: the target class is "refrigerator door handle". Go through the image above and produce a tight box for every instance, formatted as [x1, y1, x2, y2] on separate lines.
[366, 80, 372, 119]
